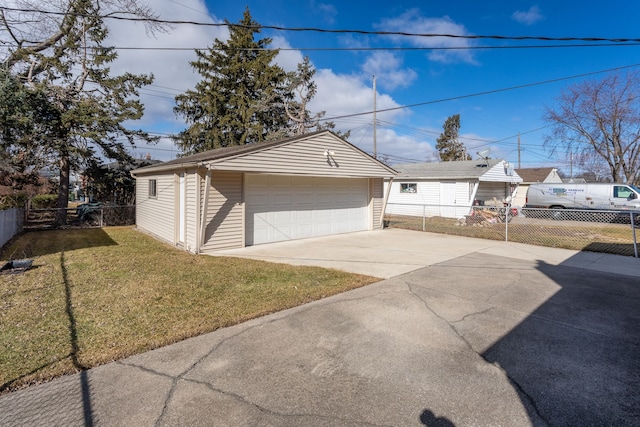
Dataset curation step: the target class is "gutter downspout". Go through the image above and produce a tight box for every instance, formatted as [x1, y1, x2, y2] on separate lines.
[469, 182, 479, 215]
[199, 169, 211, 249]
[380, 177, 394, 229]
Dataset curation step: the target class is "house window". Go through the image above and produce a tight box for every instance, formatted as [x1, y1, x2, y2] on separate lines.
[400, 183, 417, 193]
[149, 179, 157, 198]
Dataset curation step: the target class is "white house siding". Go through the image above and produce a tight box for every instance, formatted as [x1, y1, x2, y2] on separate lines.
[385, 179, 477, 219]
[136, 173, 175, 244]
[370, 178, 384, 229]
[479, 162, 510, 182]
[475, 182, 510, 205]
[208, 134, 391, 178]
[384, 180, 440, 217]
[200, 171, 244, 253]
[453, 182, 473, 217]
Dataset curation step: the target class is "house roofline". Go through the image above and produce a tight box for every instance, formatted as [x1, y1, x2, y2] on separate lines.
[131, 130, 397, 177]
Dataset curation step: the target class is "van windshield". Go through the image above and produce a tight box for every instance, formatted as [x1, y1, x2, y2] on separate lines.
[631, 185, 640, 193]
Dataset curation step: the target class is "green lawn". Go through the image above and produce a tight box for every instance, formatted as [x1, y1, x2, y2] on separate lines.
[0, 227, 378, 393]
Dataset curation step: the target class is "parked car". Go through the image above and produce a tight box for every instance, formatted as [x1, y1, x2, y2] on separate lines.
[76, 202, 103, 221]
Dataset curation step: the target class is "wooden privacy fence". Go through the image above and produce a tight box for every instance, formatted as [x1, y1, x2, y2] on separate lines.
[0, 208, 24, 249]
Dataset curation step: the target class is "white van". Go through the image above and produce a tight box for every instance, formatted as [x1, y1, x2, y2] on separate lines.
[525, 183, 640, 211]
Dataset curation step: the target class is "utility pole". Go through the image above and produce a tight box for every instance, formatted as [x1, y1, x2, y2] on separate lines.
[570, 151, 573, 180]
[373, 75, 377, 159]
[517, 133, 521, 169]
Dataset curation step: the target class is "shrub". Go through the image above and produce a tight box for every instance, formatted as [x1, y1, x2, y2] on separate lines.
[31, 194, 58, 209]
[0, 193, 28, 210]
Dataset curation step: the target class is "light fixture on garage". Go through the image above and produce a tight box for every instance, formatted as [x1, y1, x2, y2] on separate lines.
[323, 149, 335, 158]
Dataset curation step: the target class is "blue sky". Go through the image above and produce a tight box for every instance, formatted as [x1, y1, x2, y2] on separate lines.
[106, 1, 640, 171]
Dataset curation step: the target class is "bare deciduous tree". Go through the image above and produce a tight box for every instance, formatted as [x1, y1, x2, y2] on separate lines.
[544, 71, 640, 184]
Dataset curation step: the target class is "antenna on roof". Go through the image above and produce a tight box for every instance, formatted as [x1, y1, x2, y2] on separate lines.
[476, 149, 491, 167]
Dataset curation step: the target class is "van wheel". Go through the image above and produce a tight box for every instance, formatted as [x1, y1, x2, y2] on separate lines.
[549, 206, 565, 220]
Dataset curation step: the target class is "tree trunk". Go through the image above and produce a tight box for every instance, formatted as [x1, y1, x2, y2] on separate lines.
[56, 154, 70, 226]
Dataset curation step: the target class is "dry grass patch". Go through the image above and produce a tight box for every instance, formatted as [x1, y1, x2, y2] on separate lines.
[0, 227, 378, 393]
[385, 214, 637, 256]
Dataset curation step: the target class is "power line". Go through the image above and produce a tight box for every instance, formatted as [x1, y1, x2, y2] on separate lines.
[3, 6, 640, 45]
[322, 62, 640, 121]
[15, 42, 633, 52]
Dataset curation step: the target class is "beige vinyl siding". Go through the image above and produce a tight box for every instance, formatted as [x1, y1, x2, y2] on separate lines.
[135, 173, 175, 244]
[183, 169, 201, 253]
[201, 171, 244, 252]
[208, 134, 392, 178]
[370, 178, 384, 229]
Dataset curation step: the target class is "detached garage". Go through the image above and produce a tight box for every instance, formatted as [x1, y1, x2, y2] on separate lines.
[131, 131, 396, 253]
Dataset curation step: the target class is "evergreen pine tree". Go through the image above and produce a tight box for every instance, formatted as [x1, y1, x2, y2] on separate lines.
[174, 8, 291, 154]
[436, 114, 471, 161]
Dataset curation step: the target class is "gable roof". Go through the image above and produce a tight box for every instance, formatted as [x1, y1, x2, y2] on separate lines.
[515, 167, 556, 183]
[392, 159, 503, 179]
[131, 130, 396, 177]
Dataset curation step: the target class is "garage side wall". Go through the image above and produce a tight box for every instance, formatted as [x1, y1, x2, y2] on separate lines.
[201, 171, 244, 253]
[370, 178, 384, 229]
[135, 173, 175, 244]
[184, 168, 200, 253]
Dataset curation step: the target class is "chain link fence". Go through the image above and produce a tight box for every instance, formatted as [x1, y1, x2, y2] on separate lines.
[384, 203, 639, 258]
[25, 204, 135, 229]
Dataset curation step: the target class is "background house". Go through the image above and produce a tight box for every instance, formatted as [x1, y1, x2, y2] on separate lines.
[131, 131, 396, 253]
[385, 159, 522, 218]
[512, 167, 562, 207]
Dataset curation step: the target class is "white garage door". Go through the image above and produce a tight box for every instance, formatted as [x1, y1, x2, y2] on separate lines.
[246, 174, 369, 245]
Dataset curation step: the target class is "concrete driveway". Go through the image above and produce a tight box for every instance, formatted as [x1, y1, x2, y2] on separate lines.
[1, 230, 639, 426]
[215, 228, 640, 279]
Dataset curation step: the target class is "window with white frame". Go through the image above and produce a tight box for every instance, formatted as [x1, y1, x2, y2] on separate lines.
[149, 179, 157, 198]
[400, 183, 417, 193]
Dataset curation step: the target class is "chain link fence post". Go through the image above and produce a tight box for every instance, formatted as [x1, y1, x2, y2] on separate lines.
[632, 212, 638, 258]
[504, 204, 509, 242]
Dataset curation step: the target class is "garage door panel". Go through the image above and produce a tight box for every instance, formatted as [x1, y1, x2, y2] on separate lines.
[246, 175, 368, 245]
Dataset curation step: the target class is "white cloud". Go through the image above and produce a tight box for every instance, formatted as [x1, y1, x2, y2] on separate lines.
[511, 6, 544, 26]
[309, 69, 436, 160]
[376, 10, 477, 64]
[105, 1, 432, 162]
[107, 0, 229, 160]
[271, 36, 305, 71]
[361, 51, 417, 91]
